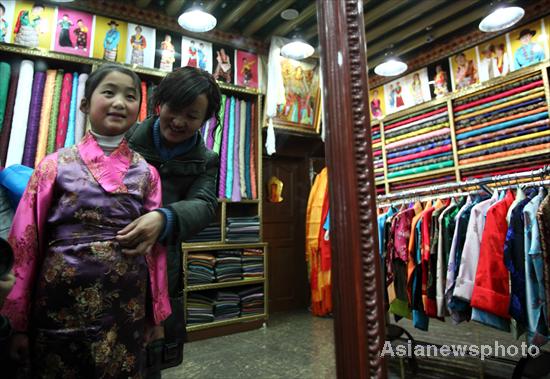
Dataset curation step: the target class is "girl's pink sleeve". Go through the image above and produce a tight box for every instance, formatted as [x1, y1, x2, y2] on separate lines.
[143, 164, 172, 324]
[2, 154, 58, 332]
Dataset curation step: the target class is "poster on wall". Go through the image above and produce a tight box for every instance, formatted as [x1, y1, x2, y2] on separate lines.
[125, 23, 155, 68]
[235, 50, 258, 88]
[181, 36, 212, 73]
[0, 1, 16, 44]
[52, 7, 93, 57]
[509, 19, 547, 71]
[154, 30, 181, 72]
[11, 1, 55, 49]
[449, 47, 479, 91]
[272, 57, 321, 131]
[369, 87, 385, 120]
[91, 16, 127, 63]
[427, 58, 451, 99]
[476, 34, 510, 82]
[212, 43, 234, 84]
[383, 68, 431, 114]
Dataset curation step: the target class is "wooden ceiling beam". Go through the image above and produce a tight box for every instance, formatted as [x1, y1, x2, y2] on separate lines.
[242, 0, 296, 37]
[366, 0, 446, 43]
[270, 2, 317, 37]
[165, 0, 186, 16]
[369, 2, 493, 68]
[364, 0, 407, 28]
[303, 23, 318, 41]
[217, 0, 257, 31]
[367, 0, 477, 57]
[134, 0, 153, 8]
[203, 0, 222, 13]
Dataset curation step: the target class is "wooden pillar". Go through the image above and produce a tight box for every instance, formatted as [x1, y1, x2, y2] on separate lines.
[316, 0, 387, 378]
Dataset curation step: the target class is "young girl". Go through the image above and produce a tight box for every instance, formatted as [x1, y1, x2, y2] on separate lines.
[2, 64, 171, 377]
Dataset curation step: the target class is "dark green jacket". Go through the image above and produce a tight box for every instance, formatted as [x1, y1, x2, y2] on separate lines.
[126, 116, 219, 295]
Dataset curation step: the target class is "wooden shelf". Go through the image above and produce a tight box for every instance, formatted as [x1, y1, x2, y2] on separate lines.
[186, 314, 267, 332]
[182, 242, 267, 251]
[218, 198, 260, 204]
[186, 278, 265, 292]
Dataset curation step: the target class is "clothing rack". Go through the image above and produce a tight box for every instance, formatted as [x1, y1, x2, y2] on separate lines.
[377, 166, 550, 204]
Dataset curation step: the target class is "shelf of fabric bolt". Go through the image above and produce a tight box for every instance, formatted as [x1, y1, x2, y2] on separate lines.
[371, 121, 387, 194]
[453, 69, 550, 180]
[185, 278, 265, 292]
[186, 314, 267, 332]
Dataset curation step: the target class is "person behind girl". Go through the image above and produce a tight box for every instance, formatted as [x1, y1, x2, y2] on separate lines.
[57, 13, 73, 47]
[118, 66, 221, 378]
[2, 64, 171, 377]
[14, 3, 44, 48]
[73, 18, 88, 51]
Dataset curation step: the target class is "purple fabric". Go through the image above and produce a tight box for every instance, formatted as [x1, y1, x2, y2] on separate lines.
[218, 98, 231, 198]
[231, 100, 241, 201]
[206, 115, 216, 149]
[22, 71, 46, 167]
[32, 145, 150, 376]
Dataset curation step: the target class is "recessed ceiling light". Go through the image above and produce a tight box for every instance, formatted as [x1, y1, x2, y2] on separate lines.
[374, 59, 408, 77]
[178, 7, 217, 33]
[479, 6, 524, 32]
[281, 9, 299, 21]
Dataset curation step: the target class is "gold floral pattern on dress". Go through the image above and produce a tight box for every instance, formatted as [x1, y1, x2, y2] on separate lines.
[124, 297, 145, 321]
[42, 353, 77, 379]
[90, 241, 117, 262]
[74, 207, 104, 224]
[43, 252, 76, 284]
[22, 156, 57, 203]
[91, 326, 136, 376]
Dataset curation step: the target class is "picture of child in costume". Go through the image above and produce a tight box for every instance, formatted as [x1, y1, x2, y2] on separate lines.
[73, 19, 88, 51]
[159, 34, 176, 72]
[103, 20, 120, 62]
[130, 25, 147, 66]
[14, 3, 44, 48]
[57, 13, 73, 47]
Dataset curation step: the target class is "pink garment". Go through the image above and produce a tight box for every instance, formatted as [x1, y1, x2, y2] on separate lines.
[2, 133, 171, 331]
[385, 128, 451, 150]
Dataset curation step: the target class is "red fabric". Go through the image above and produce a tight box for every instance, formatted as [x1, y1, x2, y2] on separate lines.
[385, 107, 447, 131]
[454, 80, 543, 112]
[55, 73, 73, 149]
[470, 190, 515, 318]
[387, 145, 452, 165]
[420, 205, 436, 316]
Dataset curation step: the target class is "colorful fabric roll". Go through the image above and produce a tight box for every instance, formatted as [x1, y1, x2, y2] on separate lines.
[55, 72, 73, 150]
[65, 73, 79, 147]
[455, 92, 545, 122]
[387, 160, 454, 179]
[225, 97, 236, 199]
[455, 99, 546, 128]
[139, 81, 147, 121]
[385, 128, 450, 150]
[0, 62, 11, 130]
[239, 100, 247, 198]
[458, 129, 550, 155]
[387, 145, 452, 165]
[218, 96, 230, 198]
[458, 119, 550, 148]
[231, 98, 241, 202]
[387, 139, 451, 159]
[384, 122, 449, 144]
[455, 87, 542, 118]
[74, 73, 88, 144]
[21, 71, 46, 167]
[459, 143, 550, 166]
[0, 72, 18, 166]
[385, 114, 448, 136]
[457, 112, 548, 140]
[460, 135, 550, 160]
[47, 70, 64, 154]
[213, 95, 226, 154]
[457, 106, 547, 133]
[250, 102, 257, 199]
[34, 70, 56, 166]
[454, 74, 539, 106]
[5, 60, 34, 167]
[388, 153, 453, 172]
[384, 107, 447, 131]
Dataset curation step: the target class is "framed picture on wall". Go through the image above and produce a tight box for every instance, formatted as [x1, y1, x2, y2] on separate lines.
[369, 86, 385, 120]
[0, 1, 16, 44]
[12, 1, 56, 49]
[154, 29, 181, 72]
[235, 50, 258, 88]
[52, 7, 93, 57]
[126, 23, 155, 68]
[181, 36, 212, 73]
[213, 43, 234, 84]
[91, 16, 128, 63]
[427, 58, 451, 99]
[449, 46, 479, 91]
[269, 57, 322, 133]
[509, 19, 548, 71]
[383, 68, 431, 114]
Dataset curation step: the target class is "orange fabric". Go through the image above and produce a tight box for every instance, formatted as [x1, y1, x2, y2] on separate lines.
[459, 143, 550, 165]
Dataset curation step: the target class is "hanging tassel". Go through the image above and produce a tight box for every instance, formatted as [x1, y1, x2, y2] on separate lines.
[265, 117, 276, 155]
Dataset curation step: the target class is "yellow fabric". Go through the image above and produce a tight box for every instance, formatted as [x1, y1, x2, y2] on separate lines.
[34, 69, 56, 166]
[454, 91, 545, 121]
[458, 129, 550, 155]
[305, 167, 328, 271]
[384, 122, 449, 144]
[373, 141, 382, 148]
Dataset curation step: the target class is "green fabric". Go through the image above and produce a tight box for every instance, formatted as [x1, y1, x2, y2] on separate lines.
[387, 160, 454, 179]
[47, 70, 63, 154]
[213, 94, 226, 154]
[389, 298, 412, 319]
[0, 62, 10, 131]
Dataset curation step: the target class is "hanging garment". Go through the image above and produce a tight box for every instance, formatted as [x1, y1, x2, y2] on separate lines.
[305, 167, 328, 279]
[536, 192, 550, 328]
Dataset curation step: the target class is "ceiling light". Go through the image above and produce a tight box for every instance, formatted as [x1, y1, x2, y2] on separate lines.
[374, 58, 407, 77]
[281, 9, 299, 21]
[479, 6, 524, 32]
[281, 39, 314, 60]
[178, 7, 217, 33]
[49, 0, 75, 2]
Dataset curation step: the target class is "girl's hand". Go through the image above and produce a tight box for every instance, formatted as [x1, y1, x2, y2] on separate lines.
[0, 270, 16, 308]
[10, 333, 29, 363]
[116, 211, 164, 256]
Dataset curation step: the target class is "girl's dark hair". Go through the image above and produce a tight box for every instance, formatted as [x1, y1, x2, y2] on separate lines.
[84, 63, 142, 104]
[0, 3, 5, 13]
[153, 66, 222, 132]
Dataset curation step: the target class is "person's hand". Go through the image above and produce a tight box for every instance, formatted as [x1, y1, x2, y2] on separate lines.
[0, 270, 16, 308]
[10, 333, 29, 363]
[116, 211, 164, 256]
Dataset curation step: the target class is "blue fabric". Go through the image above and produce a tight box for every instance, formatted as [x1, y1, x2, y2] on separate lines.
[471, 308, 511, 331]
[514, 43, 545, 69]
[156, 207, 174, 242]
[459, 124, 550, 149]
[377, 207, 397, 256]
[386, 139, 451, 159]
[0, 165, 34, 209]
[523, 188, 549, 346]
[64, 72, 79, 147]
[244, 101, 252, 198]
[412, 219, 429, 331]
[225, 97, 235, 199]
[152, 117, 198, 161]
[323, 211, 330, 232]
[457, 112, 548, 140]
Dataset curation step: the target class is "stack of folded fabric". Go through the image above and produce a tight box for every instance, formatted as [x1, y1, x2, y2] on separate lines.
[242, 248, 264, 279]
[187, 252, 216, 284]
[215, 250, 242, 282]
[372, 123, 385, 195]
[239, 286, 264, 316]
[213, 291, 241, 320]
[226, 216, 260, 242]
[186, 222, 222, 243]
[187, 293, 215, 324]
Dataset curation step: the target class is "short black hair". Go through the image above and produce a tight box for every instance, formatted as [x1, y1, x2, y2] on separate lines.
[84, 63, 142, 105]
[0, 3, 5, 13]
[154, 66, 222, 131]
